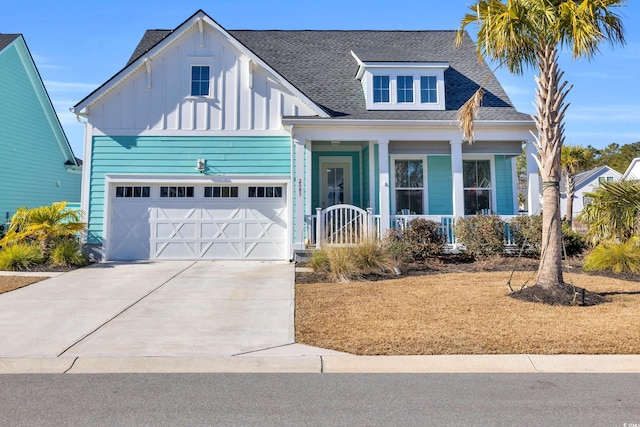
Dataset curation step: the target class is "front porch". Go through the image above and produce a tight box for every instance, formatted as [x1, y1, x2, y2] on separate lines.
[291, 131, 539, 252]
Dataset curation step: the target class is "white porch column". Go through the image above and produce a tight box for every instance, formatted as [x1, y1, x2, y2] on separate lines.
[450, 137, 465, 218]
[378, 139, 391, 234]
[293, 136, 306, 250]
[526, 139, 541, 215]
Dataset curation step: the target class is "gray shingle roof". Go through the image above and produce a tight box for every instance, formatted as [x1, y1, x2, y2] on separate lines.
[0, 34, 20, 51]
[118, 13, 532, 122]
[126, 30, 171, 66]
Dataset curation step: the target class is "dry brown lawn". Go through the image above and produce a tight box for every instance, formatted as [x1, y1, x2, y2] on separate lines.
[0, 276, 44, 294]
[295, 271, 640, 355]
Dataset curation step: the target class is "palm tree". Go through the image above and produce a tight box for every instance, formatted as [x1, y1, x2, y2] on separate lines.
[457, 0, 625, 295]
[579, 179, 640, 243]
[0, 202, 85, 258]
[561, 144, 593, 227]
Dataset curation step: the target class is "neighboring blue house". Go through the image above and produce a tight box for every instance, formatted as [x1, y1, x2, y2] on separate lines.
[73, 10, 537, 261]
[0, 34, 81, 226]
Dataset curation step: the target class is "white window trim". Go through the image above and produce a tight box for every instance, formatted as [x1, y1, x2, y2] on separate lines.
[462, 156, 497, 215]
[186, 57, 216, 100]
[390, 155, 428, 215]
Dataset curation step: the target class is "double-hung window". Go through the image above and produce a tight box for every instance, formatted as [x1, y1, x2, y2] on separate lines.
[397, 76, 413, 103]
[420, 76, 437, 103]
[190, 65, 210, 97]
[463, 160, 492, 215]
[373, 76, 390, 103]
[394, 159, 424, 215]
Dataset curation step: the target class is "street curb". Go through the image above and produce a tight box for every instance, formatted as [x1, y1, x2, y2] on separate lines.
[1, 355, 640, 374]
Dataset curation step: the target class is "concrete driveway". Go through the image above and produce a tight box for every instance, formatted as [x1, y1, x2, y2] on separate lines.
[0, 261, 295, 357]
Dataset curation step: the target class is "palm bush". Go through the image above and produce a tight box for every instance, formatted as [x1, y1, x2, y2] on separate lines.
[0, 202, 85, 258]
[454, 215, 505, 257]
[583, 238, 640, 274]
[0, 243, 44, 271]
[579, 180, 640, 244]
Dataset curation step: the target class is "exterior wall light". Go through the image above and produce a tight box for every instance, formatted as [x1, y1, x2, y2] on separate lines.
[196, 158, 206, 173]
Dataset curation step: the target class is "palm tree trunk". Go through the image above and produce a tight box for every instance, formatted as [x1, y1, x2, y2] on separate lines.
[532, 44, 571, 289]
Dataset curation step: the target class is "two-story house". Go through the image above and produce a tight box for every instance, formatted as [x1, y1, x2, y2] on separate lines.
[73, 10, 537, 261]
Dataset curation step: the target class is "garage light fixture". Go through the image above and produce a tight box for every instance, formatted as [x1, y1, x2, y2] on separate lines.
[196, 158, 206, 173]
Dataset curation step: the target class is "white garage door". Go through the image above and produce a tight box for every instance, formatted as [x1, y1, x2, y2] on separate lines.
[106, 183, 288, 260]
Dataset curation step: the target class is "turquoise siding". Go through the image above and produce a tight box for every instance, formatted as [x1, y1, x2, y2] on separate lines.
[427, 156, 453, 215]
[494, 155, 514, 215]
[88, 135, 291, 243]
[0, 37, 81, 224]
[361, 145, 370, 209]
[311, 151, 361, 210]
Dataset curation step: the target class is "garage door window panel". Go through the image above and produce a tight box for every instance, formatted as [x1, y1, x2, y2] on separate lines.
[204, 186, 239, 198]
[116, 186, 150, 198]
[160, 186, 194, 198]
[249, 186, 283, 198]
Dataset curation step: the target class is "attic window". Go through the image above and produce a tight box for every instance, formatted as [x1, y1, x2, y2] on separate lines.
[190, 65, 210, 97]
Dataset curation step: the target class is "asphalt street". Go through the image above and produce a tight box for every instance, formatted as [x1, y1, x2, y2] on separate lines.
[1, 373, 639, 426]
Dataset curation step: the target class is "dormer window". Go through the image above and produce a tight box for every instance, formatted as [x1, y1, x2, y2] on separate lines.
[397, 76, 414, 103]
[420, 76, 437, 103]
[352, 51, 448, 111]
[373, 76, 390, 103]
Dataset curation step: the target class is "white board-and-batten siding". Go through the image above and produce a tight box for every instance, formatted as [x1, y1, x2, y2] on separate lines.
[87, 25, 316, 135]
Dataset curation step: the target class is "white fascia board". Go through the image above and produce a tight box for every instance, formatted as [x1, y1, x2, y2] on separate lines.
[282, 118, 535, 129]
[74, 11, 329, 119]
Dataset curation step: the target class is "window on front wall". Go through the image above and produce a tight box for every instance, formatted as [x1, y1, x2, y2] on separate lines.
[420, 76, 437, 103]
[397, 76, 413, 103]
[598, 176, 614, 184]
[394, 159, 424, 215]
[463, 160, 492, 215]
[373, 76, 390, 103]
[190, 65, 210, 97]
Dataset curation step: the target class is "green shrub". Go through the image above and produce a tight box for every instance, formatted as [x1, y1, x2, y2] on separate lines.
[454, 215, 506, 257]
[583, 238, 640, 274]
[310, 240, 393, 281]
[509, 215, 543, 256]
[0, 243, 44, 271]
[402, 218, 446, 261]
[50, 240, 88, 267]
[508, 215, 586, 257]
[561, 221, 587, 257]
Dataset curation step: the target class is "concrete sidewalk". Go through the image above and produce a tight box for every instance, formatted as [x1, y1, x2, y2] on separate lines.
[2, 351, 640, 374]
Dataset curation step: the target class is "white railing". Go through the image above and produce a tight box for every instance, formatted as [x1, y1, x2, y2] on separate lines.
[314, 205, 374, 248]
[304, 208, 519, 248]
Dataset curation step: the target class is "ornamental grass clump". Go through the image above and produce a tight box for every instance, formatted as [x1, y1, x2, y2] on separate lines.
[310, 240, 394, 282]
[0, 243, 44, 271]
[50, 240, 88, 268]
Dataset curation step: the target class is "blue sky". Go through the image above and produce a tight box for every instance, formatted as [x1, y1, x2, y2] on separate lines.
[2, 1, 639, 159]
